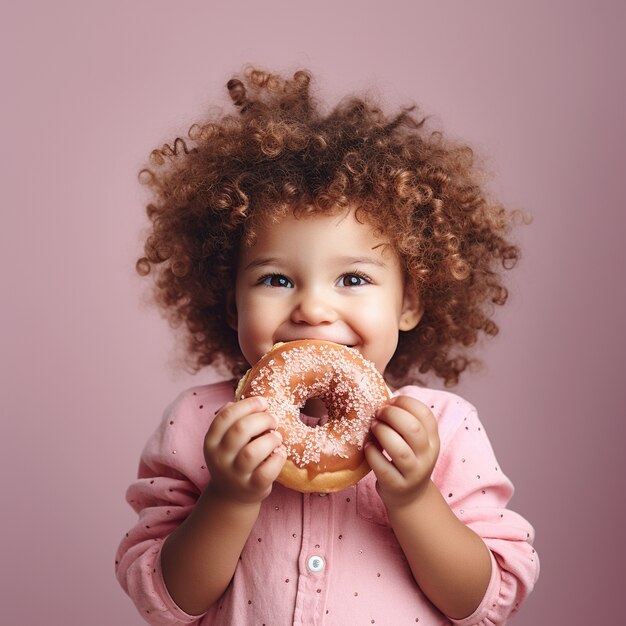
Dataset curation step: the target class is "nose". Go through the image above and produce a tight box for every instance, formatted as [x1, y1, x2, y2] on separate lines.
[290, 287, 337, 326]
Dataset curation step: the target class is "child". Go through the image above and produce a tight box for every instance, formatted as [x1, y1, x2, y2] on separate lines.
[116, 67, 539, 626]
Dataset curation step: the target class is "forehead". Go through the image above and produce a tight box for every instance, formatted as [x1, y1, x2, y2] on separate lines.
[241, 209, 395, 261]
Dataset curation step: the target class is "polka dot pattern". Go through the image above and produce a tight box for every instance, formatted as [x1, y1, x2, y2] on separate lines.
[115, 381, 539, 625]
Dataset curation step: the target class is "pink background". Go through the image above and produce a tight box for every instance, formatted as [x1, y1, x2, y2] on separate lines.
[2, 1, 624, 624]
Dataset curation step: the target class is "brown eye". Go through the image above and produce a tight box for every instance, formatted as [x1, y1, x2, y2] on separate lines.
[262, 274, 293, 288]
[339, 274, 367, 287]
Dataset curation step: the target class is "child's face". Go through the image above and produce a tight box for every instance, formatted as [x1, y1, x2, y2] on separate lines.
[230, 209, 422, 377]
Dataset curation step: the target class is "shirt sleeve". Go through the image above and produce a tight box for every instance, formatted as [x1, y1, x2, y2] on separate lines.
[431, 406, 540, 626]
[115, 386, 225, 625]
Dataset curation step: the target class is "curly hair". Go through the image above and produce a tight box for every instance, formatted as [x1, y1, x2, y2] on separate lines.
[136, 67, 523, 387]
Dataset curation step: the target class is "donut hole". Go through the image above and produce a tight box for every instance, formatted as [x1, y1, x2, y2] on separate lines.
[300, 396, 329, 421]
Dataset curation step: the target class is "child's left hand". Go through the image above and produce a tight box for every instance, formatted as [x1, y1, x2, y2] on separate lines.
[364, 396, 440, 510]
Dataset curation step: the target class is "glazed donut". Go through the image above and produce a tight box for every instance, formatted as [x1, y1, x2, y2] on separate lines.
[235, 339, 391, 493]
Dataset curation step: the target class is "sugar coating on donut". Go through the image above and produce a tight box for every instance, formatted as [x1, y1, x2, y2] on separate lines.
[239, 342, 389, 471]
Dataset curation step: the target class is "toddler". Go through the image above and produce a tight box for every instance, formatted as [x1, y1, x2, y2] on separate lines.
[116, 68, 539, 625]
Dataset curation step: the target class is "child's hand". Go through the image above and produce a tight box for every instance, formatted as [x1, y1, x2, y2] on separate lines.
[364, 396, 440, 510]
[203, 396, 286, 504]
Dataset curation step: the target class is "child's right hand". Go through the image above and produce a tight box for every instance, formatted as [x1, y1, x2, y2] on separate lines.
[203, 396, 286, 504]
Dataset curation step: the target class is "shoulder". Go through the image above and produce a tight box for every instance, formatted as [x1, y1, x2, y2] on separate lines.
[150, 379, 237, 443]
[166, 379, 238, 416]
[138, 379, 237, 476]
[392, 385, 478, 446]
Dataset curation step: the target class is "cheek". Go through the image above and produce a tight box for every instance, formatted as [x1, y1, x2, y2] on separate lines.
[235, 298, 281, 357]
[356, 300, 403, 328]
[236, 324, 265, 366]
[356, 304, 401, 355]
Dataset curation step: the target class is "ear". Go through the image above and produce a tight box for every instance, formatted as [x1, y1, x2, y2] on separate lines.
[226, 290, 238, 331]
[398, 284, 423, 332]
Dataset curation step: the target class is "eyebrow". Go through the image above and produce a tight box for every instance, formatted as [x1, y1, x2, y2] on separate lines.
[243, 257, 283, 271]
[244, 255, 388, 271]
[332, 255, 388, 268]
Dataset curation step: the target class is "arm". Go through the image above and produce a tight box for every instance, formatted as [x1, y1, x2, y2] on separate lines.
[116, 389, 285, 624]
[160, 396, 286, 615]
[365, 395, 490, 619]
[159, 486, 261, 614]
[385, 480, 492, 619]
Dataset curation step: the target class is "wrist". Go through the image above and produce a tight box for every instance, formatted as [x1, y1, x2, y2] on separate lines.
[201, 481, 263, 514]
[380, 478, 437, 514]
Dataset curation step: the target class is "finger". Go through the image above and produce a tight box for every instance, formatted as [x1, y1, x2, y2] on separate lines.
[207, 396, 270, 443]
[220, 411, 279, 459]
[375, 404, 429, 456]
[370, 418, 419, 477]
[234, 430, 283, 474]
[388, 395, 439, 440]
[249, 445, 288, 493]
[364, 441, 403, 488]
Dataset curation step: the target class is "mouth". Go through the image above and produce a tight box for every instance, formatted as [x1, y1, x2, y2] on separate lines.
[278, 338, 357, 349]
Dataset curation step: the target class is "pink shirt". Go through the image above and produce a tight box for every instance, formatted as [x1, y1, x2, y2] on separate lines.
[116, 380, 539, 625]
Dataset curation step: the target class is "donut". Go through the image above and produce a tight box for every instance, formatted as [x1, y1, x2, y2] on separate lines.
[235, 339, 391, 493]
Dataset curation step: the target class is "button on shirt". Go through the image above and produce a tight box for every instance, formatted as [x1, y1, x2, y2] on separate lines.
[116, 380, 539, 626]
[307, 555, 325, 572]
